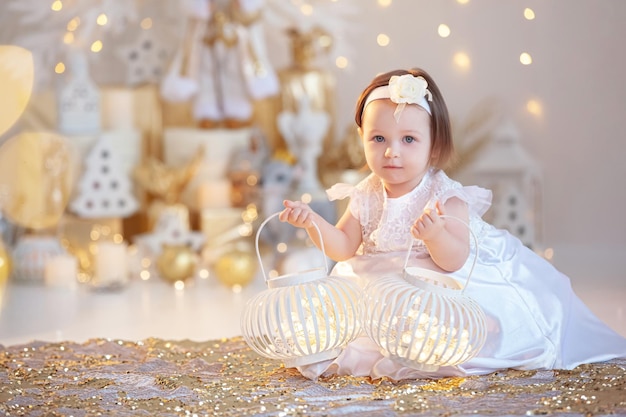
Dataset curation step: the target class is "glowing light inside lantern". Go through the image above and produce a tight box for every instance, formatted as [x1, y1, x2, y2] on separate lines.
[51, 1, 63, 12]
[520, 52, 533, 65]
[96, 14, 108, 26]
[55, 62, 65, 74]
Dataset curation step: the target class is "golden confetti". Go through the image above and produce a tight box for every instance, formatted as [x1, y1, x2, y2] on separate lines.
[0, 337, 623, 416]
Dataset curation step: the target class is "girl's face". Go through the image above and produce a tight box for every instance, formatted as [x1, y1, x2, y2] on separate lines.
[359, 99, 432, 198]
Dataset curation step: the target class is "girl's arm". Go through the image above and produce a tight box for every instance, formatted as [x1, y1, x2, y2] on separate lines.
[411, 197, 470, 272]
[279, 200, 362, 261]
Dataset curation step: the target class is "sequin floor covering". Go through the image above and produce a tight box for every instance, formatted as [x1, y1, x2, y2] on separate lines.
[1, 336, 624, 417]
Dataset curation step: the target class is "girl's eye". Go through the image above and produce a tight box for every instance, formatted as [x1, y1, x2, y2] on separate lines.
[373, 135, 385, 143]
[404, 136, 416, 143]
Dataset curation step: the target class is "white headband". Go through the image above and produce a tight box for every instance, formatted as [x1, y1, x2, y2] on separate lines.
[362, 74, 433, 122]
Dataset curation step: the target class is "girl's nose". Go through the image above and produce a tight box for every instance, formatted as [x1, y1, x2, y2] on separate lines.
[385, 145, 399, 158]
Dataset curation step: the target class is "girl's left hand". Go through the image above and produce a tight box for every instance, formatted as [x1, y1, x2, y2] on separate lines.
[411, 201, 445, 242]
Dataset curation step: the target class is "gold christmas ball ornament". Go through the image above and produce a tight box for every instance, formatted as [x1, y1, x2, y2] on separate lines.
[156, 244, 197, 283]
[214, 249, 257, 288]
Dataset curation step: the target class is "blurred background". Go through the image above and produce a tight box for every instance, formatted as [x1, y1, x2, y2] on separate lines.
[0, 0, 624, 345]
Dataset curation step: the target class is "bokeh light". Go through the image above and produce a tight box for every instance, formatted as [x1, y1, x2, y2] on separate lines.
[377, 33, 390, 47]
[438, 24, 451, 38]
[520, 52, 533, 65]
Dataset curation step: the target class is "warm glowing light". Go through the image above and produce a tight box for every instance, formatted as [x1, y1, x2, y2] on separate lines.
[96, 13, 108, 26]
[526, 99, 543, 116]
[141, 18, 153, 29]
[91, 40, 103, 53]
[246, 175, 257, 186]
[51, 1, 63, 11]
[520, 52, 533, 65]
[277, 243, 288, 253]
[113, 233, 123, 244]
[141, 257, 151, 268]
[543, 247, 554, 260]
[456, 0, 470, 4]
[67, 17, 80, 31]
[377, 33, 390, 47]
[174, 280, 185, 290]
[335, 56, 348, 69]
[63, 32, 75, 44]
[524, 8, 535, 20]
[301, 193, 312, 204]
[300, 4, 313, 15]
[238, 223, 253, 237]
[140, 270, 151, 280]
[268, 269, 279, 278]
[438, 24, 451, 38]
[453, 52, 471, 69]
[55, 62, 65, 74]
[198, 269, 210, 279]
[232, 284, 243, 294]
[378, 0, 392, 6]
[318, 34, 332, 49]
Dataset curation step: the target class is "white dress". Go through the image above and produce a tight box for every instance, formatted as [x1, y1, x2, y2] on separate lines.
[297, 168, 626, 380]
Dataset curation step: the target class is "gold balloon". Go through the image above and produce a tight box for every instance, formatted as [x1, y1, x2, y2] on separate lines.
[214, 249, 257, 288]
[0, 45, 34, 136]
[156, 244, 197, 283]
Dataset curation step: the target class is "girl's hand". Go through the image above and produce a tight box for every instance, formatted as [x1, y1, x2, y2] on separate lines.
[411, 201, 445, 242]
[279, 200, 316, 228]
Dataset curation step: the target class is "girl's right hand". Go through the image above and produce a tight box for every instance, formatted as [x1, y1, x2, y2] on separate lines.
[278, 200, 316, 228]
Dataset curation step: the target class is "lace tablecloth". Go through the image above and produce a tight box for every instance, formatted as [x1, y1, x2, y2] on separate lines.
[1, 337, 624, 416]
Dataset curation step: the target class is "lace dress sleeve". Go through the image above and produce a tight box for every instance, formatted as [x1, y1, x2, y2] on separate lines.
[434, 185, 493, 218]
[326, 183, 361, 219]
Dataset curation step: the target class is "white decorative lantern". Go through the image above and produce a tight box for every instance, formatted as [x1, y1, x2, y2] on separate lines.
[57, 50, 101, 135]
[362, 216, 487, 371]
[240, 213, 361, 367]
[466, 120, 543, 249]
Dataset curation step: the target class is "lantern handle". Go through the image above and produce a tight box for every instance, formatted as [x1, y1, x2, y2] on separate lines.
[255, 212, 329, 283]
[402, 214, 479, 294]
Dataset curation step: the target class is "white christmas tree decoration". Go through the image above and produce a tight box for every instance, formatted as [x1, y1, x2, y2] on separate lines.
[70, 135, 139, 218]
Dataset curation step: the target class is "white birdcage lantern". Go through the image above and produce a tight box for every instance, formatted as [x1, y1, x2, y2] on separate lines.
[241, 213, 361, 367]
[361, 216, 487, 371]
[467, 120, 543, 250]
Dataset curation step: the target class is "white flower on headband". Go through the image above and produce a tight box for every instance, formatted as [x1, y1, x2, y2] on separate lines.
[388, 74, 432, 104]
[388, 74, 433, 121]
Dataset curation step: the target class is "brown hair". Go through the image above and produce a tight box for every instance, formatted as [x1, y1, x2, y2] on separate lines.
[354, 68, 455, 169]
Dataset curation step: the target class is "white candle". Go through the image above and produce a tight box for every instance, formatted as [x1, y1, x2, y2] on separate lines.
[94, 241, 129, 286]
[44, 254, 78, 289]
[197, 180, 232, 210]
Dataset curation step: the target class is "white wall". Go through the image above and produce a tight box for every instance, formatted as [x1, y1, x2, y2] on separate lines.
[266, 0, 626, 280]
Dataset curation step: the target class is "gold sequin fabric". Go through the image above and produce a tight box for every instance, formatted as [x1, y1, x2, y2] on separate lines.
[0, 337, 624, 416]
